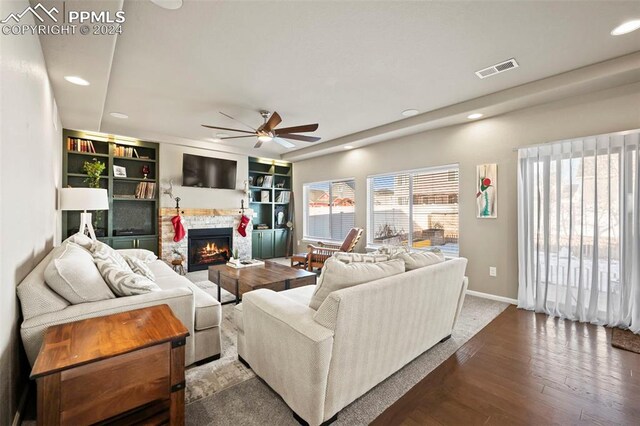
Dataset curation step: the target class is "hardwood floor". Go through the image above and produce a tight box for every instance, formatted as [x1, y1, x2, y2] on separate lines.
[372, 305, 640, 425]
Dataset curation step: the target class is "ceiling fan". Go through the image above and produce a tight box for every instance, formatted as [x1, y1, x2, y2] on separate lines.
[202, 111, 320, 149]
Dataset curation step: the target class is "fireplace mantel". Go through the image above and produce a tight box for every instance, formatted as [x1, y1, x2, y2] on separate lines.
[159, 208, 254, 217]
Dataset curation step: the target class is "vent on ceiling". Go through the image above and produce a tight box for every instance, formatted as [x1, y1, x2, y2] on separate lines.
[475, 58, 519, 79]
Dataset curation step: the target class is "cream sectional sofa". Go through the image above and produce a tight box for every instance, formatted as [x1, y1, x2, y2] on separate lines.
[17, 244, 221, 366]
[235, 257, 468, 426]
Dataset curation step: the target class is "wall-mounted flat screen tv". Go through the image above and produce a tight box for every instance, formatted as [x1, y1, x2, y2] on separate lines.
[182, 154, 237, 190]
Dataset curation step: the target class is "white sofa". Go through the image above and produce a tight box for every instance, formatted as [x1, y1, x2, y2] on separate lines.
[17, 245, 221, 366]
[235, 257, 468, 425]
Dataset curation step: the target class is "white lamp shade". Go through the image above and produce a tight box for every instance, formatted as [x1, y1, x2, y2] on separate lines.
[59, 188, 109, 211]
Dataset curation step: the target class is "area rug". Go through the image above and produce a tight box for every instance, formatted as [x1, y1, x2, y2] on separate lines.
[611, 327, 640, 354]
[184, 271, 255, 404]
[184, 292, 509, 425]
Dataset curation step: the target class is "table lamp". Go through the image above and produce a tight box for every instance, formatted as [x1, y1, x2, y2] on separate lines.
[59, 188, 109, 240]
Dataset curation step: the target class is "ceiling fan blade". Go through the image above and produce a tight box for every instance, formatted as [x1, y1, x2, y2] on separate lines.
[278, 134, 321, 142]
[254, 139, 263, 149]
[274, 123, 318, 134]
[221, 135, 255, 140]
[263, 111, 282, 132]
[219, 111, 257, 131]
[273, 137, 296, 149]
[201, 124, 255, 134]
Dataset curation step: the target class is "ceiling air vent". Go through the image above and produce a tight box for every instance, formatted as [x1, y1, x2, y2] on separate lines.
[475, 58, 519, 79]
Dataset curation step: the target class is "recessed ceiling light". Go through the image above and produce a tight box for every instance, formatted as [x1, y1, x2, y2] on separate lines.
[149, 0, 183, 10]
[216, 133, 229, 138]
[344, 145, 354, 150]
[211, 137, 223, 143]
[401, 109, 419, 117]
[611, 19, 640, 36]
[467, 113, 483, 120]
[109, 112, 128, 119]
[64, 76, 90, 86]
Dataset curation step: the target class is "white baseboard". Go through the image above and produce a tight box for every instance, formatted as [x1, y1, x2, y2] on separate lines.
[466, 289, 517, 305]
[12, 384, 29, 426]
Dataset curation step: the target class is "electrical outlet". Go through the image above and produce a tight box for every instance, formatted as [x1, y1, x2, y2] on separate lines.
[489, 267, 497, 277]
[297, 240, 301, 246]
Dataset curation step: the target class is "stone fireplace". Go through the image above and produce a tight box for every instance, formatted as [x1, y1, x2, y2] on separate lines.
[187, 228, 232, 271]
[159, 208, 252, 272]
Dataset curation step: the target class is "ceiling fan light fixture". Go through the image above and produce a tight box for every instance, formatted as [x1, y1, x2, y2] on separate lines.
[258, 135, 273, 143]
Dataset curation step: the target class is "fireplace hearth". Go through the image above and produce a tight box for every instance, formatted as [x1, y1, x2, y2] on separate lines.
[187, 228, 232, 271]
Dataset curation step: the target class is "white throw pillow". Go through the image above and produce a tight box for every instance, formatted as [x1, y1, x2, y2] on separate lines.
[116, 249, 158, 263]
[65, 232, 94, 251]
[393, 250, 445, 271]
[333, 252, 389, 264]
[92, 241, 161, 296]
[123, 255, 156, 281]
[91, 240, 130, 270]
[45, 242, 115, 304]
[375, 245, 410, 257]
[309, 257, 405, 310]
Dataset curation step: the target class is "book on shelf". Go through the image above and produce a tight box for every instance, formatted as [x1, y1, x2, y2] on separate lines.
[262, 175, 273, 188]
[134, 181, 156, 199]
[67, 138, 96, 154]
[275, 191, 290, 203]
[261, 190, 270, 202]
[114, 145, 140, 158]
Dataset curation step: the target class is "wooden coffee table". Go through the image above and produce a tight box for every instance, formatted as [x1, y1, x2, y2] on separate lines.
[208, 260, 317, 304]
[31, 305, 189, 426]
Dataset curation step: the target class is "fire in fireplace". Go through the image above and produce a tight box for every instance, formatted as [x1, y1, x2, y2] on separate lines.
[187, 228, 233, 271]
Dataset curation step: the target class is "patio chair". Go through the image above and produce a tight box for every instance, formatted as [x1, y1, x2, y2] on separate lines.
[290, 228, 364, 271]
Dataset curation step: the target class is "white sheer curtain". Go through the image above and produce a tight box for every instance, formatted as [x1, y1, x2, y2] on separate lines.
[517, 130, 640, 333]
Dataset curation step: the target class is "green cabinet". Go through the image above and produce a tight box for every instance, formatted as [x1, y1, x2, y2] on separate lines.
[274, 229, 287, 258]
[248, 157, 292, 259]
[253, 230, 275, 259]
[112, 237, 158, 253]
[137, 237, 158, 253]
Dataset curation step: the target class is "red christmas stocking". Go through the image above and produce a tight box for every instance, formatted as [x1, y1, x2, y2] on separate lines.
[237, 214, 250, 237]
[172, 215, 186, 242]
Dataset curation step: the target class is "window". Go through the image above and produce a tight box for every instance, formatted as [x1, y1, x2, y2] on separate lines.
[368, 165, 459, 256]
[303, 179, 355, 241]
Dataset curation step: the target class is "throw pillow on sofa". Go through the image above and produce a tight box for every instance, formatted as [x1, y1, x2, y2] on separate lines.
[375, 245, 410, 257]
[123, 254, 156, 281]
[66, 232, 94, 250]
[393, 250, 445, 271]
[309, 257, 405, 310]
[44, 242, 115, 304]
[333, 252, 389, 263]
[116, 249, 158, 263]
[92, 241, 161, 296]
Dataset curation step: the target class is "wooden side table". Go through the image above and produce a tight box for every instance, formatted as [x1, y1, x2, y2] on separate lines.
[30, 305, 189, 426]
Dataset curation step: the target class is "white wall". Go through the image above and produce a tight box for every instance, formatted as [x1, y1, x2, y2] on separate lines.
[0, 1, 62, 422]
[293, 82, 640, 300]
[159, 143, 248, 209]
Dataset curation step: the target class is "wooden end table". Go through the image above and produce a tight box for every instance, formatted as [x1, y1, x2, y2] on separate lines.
[31, 305, 189, 426]
[208, 260, 317, 304]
